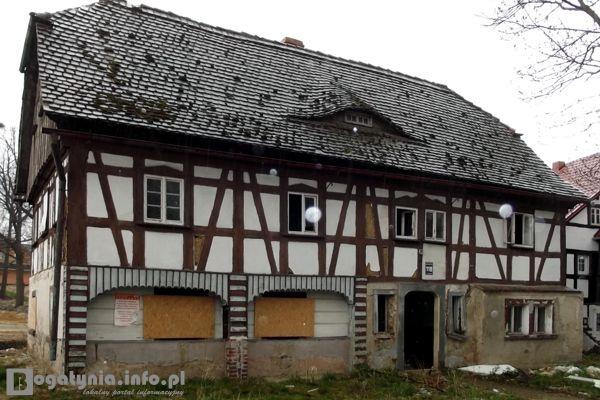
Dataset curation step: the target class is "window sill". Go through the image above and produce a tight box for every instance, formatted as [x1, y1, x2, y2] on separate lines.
[505, 333, 557, 341]
[447, 332, 467, 341]
[283, 232, 323, 240]
[424, 239, 447, 245]
[510, 244, 534, 250]
[393, 237, 419, 243]
[137, 221, 191, 230]
[373, 332, 394, 340]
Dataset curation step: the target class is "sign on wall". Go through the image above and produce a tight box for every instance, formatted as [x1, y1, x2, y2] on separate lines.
[114, 293, 140, 326]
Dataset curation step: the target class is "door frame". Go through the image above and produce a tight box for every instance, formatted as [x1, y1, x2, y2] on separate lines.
[396, 283, 446, 370]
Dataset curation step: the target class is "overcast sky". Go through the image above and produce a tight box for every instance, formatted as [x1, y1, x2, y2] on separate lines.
[3, 0, 598, 165]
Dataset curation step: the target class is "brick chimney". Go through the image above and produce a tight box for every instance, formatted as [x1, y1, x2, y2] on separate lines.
[281, 37, 304, 48]
[552, 161, 565, 173]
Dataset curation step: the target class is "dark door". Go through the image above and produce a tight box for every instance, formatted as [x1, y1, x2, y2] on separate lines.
[404, 291, 435, 369]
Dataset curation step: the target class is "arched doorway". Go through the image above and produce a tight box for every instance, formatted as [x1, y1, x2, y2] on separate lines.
[404, 291, 435, 369]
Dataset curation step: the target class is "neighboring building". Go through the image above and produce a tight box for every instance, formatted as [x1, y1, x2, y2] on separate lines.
[554, 154, 600, 348]
[18, 0, 585, 377]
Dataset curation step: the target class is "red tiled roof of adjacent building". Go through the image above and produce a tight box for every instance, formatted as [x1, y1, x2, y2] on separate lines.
[555, 152, 600, 198]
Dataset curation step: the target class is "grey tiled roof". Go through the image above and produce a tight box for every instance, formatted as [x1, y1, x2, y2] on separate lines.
[31, 0, 585, 199]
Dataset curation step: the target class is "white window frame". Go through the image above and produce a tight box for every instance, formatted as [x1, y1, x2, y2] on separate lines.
[591, 206, 600, 226]
[143, 175, 184, 225]
[449, 293, 466, 335]
[507, 303, 529, 335]
[395, 207, 418, 240]
[577, 254, 590, 275]
[533, 304, 553, 335]
[287, 192, 318, 235]
[425, 209, 446, 241]
[345, 111, 373, 127]
[510, 212, 534, 248]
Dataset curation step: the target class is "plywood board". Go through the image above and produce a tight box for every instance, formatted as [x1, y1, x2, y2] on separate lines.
[143, 295, 214, 339]
[254, 298, 314, 338]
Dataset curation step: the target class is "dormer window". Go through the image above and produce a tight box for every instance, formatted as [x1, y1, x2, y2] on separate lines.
[345, 111, 373, 127]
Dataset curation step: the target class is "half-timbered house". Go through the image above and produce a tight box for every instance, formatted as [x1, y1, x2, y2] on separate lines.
[19, 0, 586, 377]
[554, 155, 600, 349]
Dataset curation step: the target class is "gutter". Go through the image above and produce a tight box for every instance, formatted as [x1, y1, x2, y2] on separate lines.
[49, 138, 65, 363]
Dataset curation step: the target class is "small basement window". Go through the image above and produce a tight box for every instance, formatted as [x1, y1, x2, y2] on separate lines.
[288, 192, 318, 234]
[425, 210, 445, 241]
[591, 206, 600, 226]
[374, 293, 393, 334]
[345, 111, 373, 127]
[510, 212, 534, 248]
[396, 207, 417, 239]
[450, 294, 466, 335]
[144, 175, 184, 225]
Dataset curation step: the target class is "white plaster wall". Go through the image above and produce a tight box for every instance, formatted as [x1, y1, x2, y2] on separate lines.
[475, 216, 491, 247]
[325, 243, 356, 276]
[425, 194, 445, 204]
[289, 177, 317, 188]
[489, 218, 506, 248]
[326, 182, 347, 193]
[288, 242, 318, 275]
[378, 205, 388, 239]
[570, 208, 588, 225]
[395, 190, 417, 198]
[393, 247, 418, 277]
[122, 230, 133, 265]
[247, 292, 350, 338]
[87, 227, 119, 266]
[540, 258, 561, 282]
[194, 185, 216, 226]
[535, 210, 555, 220]
[87, 173, 107, 218]
[475, 253, 501, 279]
[566, 226, 598, 251]
[578, 279, 589, 298]
[453, 251, 469, 280]
[194, 166, 222, 179]
[205, 236, 233, 272]
[484, 202, 501, 212]
[244, 239, 274, 274]
[512, 256, 530, 281]
[86, 288, 223, 341]
[326, 200, 342, 235]
[108, 176, 133, 221]
[375, 188, 388, 198]
[101, 153, 133, 168]
[256, 173, 279, 186]
[422, 243, 446, 280]
[365, 245, 380, 273]
[567, 253, 575, 275]
[145, 232, 183, 269]
[343, 201, 356, 236]
[145, 159, 183, 171]
[260, 193, 279, 231]
[244, 191, 260, 231]
[217, 189, 233, 228]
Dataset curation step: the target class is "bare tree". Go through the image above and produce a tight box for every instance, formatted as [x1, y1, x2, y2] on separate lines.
[0, 126, 32, 306]
[489, 1, 600, 133]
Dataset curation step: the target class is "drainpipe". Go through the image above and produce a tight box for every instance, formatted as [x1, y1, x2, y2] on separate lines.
[49, 139, 66, 362]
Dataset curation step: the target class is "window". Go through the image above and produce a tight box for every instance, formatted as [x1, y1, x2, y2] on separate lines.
[374, 294, 393, 334]
[591, 206, 600, 226]
[425, 210, 445, 241]
[533, 304, 552, 334]
[288, 193, 318, 234]
[510, 212, 534, 247]
[506, 299, 554, 337]
[395, 207, 417, 239]
[450, 294, 466, 335]
[508, 304, 526, 334]
[345, 111, 373, 127]
[578, 255, 590, 274]
[144, 176, 183, 224]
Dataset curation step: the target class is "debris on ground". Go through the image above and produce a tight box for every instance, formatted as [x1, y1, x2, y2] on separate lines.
[458, 364, 517, 376]
[553, 366, 582, 375]
[585, 366, 600, 378]
[567, 375, 600, 389]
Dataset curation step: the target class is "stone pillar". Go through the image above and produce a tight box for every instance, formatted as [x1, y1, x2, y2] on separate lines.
[353, 277, 368, 364]
[226, 274, 249, 378]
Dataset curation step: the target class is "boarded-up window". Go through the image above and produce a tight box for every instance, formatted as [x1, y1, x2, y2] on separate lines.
[254, 297, 314, 338]
[143, 295, 214, 339]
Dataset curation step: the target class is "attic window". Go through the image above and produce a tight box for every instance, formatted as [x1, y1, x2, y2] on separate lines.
[345, 112, 372, 127]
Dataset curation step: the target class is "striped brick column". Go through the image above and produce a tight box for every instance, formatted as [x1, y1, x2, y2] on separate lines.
[65, 265, 90, 371]
[353, 277, 367, 365]
[226, 274, 248, 378]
